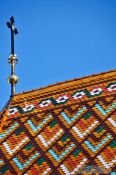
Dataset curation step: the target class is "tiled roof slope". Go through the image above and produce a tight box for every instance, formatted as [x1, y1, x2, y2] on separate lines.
[0, 70, 116, 174]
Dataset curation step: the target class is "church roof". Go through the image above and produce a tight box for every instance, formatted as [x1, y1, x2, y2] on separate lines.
[0, 70, 116, 174]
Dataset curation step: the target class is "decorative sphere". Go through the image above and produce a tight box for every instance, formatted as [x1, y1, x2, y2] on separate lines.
[8, 74, 19, 84]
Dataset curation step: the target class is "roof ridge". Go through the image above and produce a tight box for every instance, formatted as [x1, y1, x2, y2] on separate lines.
[14, 69, 116, 97]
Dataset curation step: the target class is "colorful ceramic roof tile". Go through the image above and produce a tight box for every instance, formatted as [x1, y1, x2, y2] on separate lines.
[0, 70, 116, 175]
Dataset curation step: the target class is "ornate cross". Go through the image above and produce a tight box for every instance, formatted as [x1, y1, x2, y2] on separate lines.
[7, 16, 18, 55]
[6, 17, 19, 97]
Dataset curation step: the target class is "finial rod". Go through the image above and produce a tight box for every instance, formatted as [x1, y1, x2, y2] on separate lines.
[7, 16, 19, 97]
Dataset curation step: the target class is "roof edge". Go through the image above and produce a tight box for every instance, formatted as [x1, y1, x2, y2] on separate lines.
[14, 69, 116, 97]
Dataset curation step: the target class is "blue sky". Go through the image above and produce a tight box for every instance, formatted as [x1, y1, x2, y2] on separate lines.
[0, 0, 116, 109]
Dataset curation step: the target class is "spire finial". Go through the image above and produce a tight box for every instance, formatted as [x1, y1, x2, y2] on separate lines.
[6, 16, 19, 97]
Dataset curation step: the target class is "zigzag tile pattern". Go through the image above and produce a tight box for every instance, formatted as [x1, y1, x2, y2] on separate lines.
[0, 71, 116, 174]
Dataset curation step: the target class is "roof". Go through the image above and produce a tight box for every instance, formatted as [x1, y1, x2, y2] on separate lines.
[0, 70, 116, 174]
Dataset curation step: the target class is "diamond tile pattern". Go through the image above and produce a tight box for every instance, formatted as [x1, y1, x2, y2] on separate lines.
[0, 71, 116, 174]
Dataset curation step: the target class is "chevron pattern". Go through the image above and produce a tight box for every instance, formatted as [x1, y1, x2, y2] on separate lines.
[0, 72, 116, 174]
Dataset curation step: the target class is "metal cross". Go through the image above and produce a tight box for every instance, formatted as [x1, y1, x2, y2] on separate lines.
[6, 16, 18, 55]
[6, 16, 19, 97]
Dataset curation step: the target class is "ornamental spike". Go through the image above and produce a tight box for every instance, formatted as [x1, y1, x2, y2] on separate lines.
[6, 16, 19, 97]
